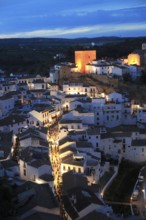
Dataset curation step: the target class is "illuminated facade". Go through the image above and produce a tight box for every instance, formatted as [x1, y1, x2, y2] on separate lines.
[128, 53, 140, 66]
[75, 50, 96, 73]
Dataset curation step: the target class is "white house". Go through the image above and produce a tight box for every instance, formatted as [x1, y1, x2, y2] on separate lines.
[59, 119, 84, 131]
[106, 92, 127, 103]
[49, 69, 59, 83]
[19, 147, 53, 184]
[86, 63, 113, 75]
[62, 110, 95, 126]
[18, 127, 49, 148]
[59, 137, 77, 160]
[128, 65, 142, 80]
[0, 94, 15, 118]
[0, 114, 27, 133]
[1, 160, 19, 178]
[137, 108, 146, 123]
[63, 83, 97, 98]
[62, 187, 113, 220]
[28, 79, 47, 90]
[111, 65, 129, 77]
[0, 82, 17, 95]
[61, 154, 86, 175]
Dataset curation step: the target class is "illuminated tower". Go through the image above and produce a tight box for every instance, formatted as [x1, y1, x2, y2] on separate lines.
[75, 50, 96, 73]
[128, 53, 141, 66]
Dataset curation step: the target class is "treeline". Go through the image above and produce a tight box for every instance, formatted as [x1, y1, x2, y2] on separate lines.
[66, 37, 146, 62]
[0, 37, 146, 75]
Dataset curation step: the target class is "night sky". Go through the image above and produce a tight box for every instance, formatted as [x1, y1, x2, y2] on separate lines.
[0, 0, 146, 38]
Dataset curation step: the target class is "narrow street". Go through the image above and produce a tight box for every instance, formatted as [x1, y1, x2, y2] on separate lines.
[48, 122, 66, 218]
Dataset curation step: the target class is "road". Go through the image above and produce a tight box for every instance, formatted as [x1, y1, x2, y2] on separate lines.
[130, 166, 146, 219]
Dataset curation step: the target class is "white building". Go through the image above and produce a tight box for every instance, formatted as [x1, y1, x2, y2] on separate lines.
[49, 69, 59, 83]
[28, 104, 61, 127]
[59, 119, 84, 131]
[0, 94, 15, 118]
[63, 83, 97, 98]
[18, 127, 48, 148]
[128, 65, 142, 80]
[62, 110, 95, 126]
[62, 187, 113, 220]
[111, 65, 129, 77]
[86, 63, 113, 75]
[28, 79, 47, 90]
[0, 114, 27, 133]
[19, 147, 53, 186]
[106, 92, 127, 103]
[137, 108, 146, 123]
[0, 82, 17, 95]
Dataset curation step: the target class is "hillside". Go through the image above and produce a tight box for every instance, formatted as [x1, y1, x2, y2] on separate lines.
[0, 36, 146, 75]
[62, 73, 146, 103]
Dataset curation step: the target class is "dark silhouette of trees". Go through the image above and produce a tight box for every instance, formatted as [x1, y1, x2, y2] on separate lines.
[140, 69, 146, 84]
[0, 184, 13, 218]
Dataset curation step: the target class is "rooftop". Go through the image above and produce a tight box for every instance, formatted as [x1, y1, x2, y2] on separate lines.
[14, 181, 59, 217]
[62, 155, 85, 166]
[19, 146, 51, 167]
[0, 114, 26, 126]
[67, 186, 105, 212]
[59, 119, 82, 124]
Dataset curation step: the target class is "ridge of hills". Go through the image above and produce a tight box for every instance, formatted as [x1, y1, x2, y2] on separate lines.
[0, 36, 146, 46]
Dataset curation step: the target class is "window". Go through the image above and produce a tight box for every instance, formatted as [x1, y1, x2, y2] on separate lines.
[23, 169, 26, 176]
[78, 168, 81, 173]
[63, 166, 66, 171]
[123, 144, 125, 152]
[142, 148, 144, 152]
[96, 136, 98, 139]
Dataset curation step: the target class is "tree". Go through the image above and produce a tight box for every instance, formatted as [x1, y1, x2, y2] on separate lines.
[140, 69, 146, 84]
[0, 184, 13, 218]
[123, 73, 132, 82]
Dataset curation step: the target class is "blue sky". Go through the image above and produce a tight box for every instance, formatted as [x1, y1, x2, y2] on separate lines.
[0, 0, 146, 38]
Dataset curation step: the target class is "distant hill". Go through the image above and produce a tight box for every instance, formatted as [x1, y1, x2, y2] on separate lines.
[0, 36, 126, 47]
